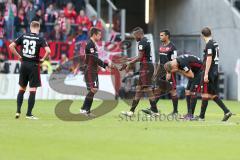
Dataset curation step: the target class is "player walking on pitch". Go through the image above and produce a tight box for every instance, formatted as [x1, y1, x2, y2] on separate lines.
[195, 27, 232, 121]
[121, 27, 159, 117]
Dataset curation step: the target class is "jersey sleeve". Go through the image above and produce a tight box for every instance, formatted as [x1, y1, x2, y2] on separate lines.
[138, 40, 147, 52]
[14, 34, 24, 45]
[178, 58, 190, 72]
[206, 42, 214, 56]
[87, 43, 108, 68]
[171, 45, 178, 60]
[40, 38, 49, 48]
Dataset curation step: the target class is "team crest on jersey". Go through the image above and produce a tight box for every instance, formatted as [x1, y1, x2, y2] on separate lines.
[90, 48, 95, 53]
[139, 45, 143, 50]
[207, 49, 212, 54]
[183, 66, 189, 71]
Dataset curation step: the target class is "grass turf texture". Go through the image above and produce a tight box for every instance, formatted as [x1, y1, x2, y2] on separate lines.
[0, 99, 239, 160]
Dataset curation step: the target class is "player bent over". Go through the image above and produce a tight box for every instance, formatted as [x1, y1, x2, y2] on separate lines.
[164, 54, 203, 120]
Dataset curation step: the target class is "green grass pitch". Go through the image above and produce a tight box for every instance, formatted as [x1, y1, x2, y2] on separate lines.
[0, 99, 239, 160]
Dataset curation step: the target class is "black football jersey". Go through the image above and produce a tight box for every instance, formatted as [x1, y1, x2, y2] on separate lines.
[138, 37, 152, 64]
[85, 39, 107, 73]
[177, 54, 203, 75]
[203, 39, 219, 72]
[159, 42, 177, 64]
[14, 33, 48, 62]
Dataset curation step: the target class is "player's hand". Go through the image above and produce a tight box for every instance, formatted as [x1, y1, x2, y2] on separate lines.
[73, 68, 78, 75]
[204, 74, 209, 83]
[108, 63, 115, 69]
[18, 55, 22, 62]
[126, 64, 131, 72]
[119, 64, 127, 71]
[166, 73, 171, 81]
[40, 58, 45, 63]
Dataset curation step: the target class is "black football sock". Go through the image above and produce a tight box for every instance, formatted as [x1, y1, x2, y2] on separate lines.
[172, 96, 178, 113]
[213, 96, 230, 114]
[199, 98, 208, 119]
[26, 91, 36, 116]
[186, 95, 191, 114]
[82, 91, 94, 112]
[130, 99, 140, 112]
[149, 100, 158, 113]
[17, 90, 25, 113]
[190, 95, 198, 115]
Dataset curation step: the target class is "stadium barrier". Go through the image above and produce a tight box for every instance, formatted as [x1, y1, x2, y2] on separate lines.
[0, 74, 115, 100]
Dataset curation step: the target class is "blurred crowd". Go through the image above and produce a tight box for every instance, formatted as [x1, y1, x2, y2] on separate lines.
[0, 0, 103, 41]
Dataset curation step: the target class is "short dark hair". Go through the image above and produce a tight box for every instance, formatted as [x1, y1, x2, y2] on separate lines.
[201, 27, 212, 37]
[160, 29, 171, 38]
[132, 27, 144, 34]
[90, 27, 101, 37]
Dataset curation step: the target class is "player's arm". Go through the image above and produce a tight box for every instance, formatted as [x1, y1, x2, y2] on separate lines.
[40, 38, 51, 62]
[127, 42, 145, 66]
[204, 45, 213, 83]
[152, 60, 161, 81]
[40, 46, 51, 62]
[177, 63, 194, 78]
[9, 42, 22, 60]
[178, 69, 194, 79]
[128, 51, 143, 65]
[171, 49, 178, 60]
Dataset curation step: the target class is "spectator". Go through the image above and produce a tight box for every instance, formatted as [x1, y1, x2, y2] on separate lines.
[4, 0, 17, 39]
[64, 2, 77, 24]
[0, 52, 9, 74]
[25, 0, 37, 23]
[14, 7, 28, 38]
[18, 0, 29, 13]
[0, 12, 4, 38]
[45, 3, 58, 33]
[76, 10, 90, 38]
[0, 0, 4, 13]
[90, 15, 103, 30]
[72, 0, 86, 13]
[41, 57, 53, 74]
[47, 23, 64, 41]
[35, 0, 44, 11]
[32, 8, 45, 35]
[56, 53, 71, 73]
[75, 25, 88, 42]
[60, 53, 68, 65]
[56, 10, 70, 40]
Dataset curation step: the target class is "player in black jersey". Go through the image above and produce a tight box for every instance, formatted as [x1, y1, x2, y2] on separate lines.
[79, 27, 114, 116]
[9, 21, 51, 120]
[121, 27, 159, 117]
[165, 54, 203, 119]
[152, 30, 179, 115]
[195, 27, 232, 121]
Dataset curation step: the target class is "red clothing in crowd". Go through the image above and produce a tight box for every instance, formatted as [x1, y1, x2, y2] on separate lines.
[90, 19, 103, 30]
[76, 15, 90, 31]
[63, 7, 77, 24]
